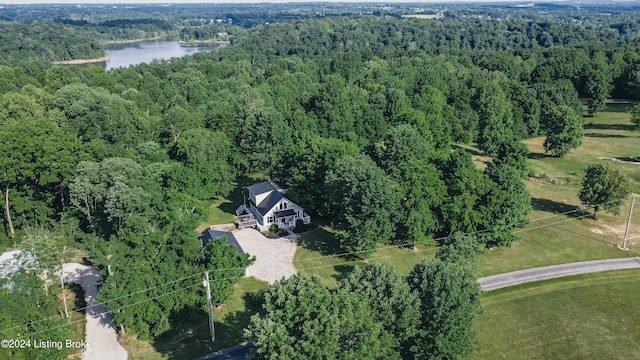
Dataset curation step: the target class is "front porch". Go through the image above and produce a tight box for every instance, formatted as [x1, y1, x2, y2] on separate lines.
[275, 210, 311, 229]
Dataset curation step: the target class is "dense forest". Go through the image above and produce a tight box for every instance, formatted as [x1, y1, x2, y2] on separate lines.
[2, 2, 640, 359]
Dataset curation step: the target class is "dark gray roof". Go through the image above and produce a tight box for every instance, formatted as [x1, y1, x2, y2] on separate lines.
[197, 229, 243, 254]
[274, 209, 296, 218]
[255, 190, 284, 216]
[246, 181, 287, 196]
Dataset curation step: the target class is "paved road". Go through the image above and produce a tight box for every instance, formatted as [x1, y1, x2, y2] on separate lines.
[63, 263, 128, 360]
[478, 257, 640, 291]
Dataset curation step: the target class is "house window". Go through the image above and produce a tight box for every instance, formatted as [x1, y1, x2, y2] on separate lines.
[268, 216, 274, 223]
[284, 202, 287, 209]
[279, 203, 283, 210]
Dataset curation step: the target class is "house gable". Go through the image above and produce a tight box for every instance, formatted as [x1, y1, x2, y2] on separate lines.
[239, 181, 310, 231]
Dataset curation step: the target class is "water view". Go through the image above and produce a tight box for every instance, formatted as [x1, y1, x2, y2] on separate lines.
[104, 40, 225, 71]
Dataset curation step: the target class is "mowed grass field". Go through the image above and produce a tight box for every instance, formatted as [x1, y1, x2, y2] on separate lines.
[472, 270, 640, 360]
[473, 101, 640, 359]
[479, 101, 640, 276]
[294, 227, 439, 288]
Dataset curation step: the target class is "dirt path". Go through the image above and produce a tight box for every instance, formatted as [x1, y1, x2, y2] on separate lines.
[232, 228, 297, 284]
[63, 263, 128, 360]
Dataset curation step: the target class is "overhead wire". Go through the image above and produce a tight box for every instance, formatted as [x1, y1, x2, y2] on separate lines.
[10, 274, 246, 340]
[2, 267, 246, 335]
[293, 195, 634, 264]
[3, 195, 634, 338]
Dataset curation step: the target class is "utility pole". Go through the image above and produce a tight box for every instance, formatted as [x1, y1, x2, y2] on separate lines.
[60, 246, 69, 318]
[620, 196, 635, 251]
[203, 271, 215, 342]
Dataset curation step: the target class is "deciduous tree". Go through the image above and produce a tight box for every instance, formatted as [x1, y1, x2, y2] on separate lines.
[578, 162, 630, 219]
[325, 155, 399, 257]
[436, 232, 483, 271]
[340, 263, 419, 348]
[479, 162, 531, 247]
[246, 276, 340, 360]
[543, 105, 583, 157]
[407, 259, 482, 360]
[476, 81, 514, 156]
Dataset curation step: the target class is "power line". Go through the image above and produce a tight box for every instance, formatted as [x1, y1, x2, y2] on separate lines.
[2, 266, 246, 335]
[294, 196, 636, 268]
[526, 195, 633, 224]
[5, 196, 633, 339]
[515, 212, 596, 233]
[296, 256, 393, 272]
[11, 275, 246, 340]
[293, 196, 634, 264]
[293, 242, 438, 264]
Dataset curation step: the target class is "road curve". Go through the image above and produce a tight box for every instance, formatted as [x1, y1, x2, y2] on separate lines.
[478, 257, 640, 291]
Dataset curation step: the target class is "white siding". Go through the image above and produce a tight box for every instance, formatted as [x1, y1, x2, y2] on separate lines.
[258, 198, 305, 231]
[254, 192, 269, 206]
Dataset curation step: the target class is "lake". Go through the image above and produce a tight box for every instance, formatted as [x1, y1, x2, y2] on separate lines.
[104, 40, 225, 71]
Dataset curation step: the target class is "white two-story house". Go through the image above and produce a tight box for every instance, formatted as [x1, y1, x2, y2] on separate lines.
[235, 181, 310, 231]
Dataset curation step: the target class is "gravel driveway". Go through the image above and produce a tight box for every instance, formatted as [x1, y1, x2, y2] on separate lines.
[232, 228, 297, 284]
[63, 263, 128, 360]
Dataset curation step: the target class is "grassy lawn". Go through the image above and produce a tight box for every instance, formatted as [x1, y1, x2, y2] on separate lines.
[195, 197, 237, 233]
[477, 179, 640, 276]
[294, 227, 438, 288]
[195, 174, 265, 234]
[67, 283, 88, 359]
[525, 101, 640, 192]
[123, 277, 268, 360]
[471, 269, 640, 360]
[478, 101, 640, 276]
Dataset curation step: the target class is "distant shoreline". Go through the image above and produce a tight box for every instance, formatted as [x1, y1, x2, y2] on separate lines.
[52, 38, 230, 66]
[53, 56, 109, 65]
[103, 36, 162, 44]
[178, 40, 231, 45]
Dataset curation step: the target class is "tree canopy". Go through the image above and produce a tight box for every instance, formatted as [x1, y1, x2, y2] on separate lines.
[11, 0, 640, 349]
[578, 162, 631, 219]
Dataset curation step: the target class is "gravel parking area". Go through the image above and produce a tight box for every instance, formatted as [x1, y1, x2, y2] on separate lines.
[233, 228, 297, 284]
